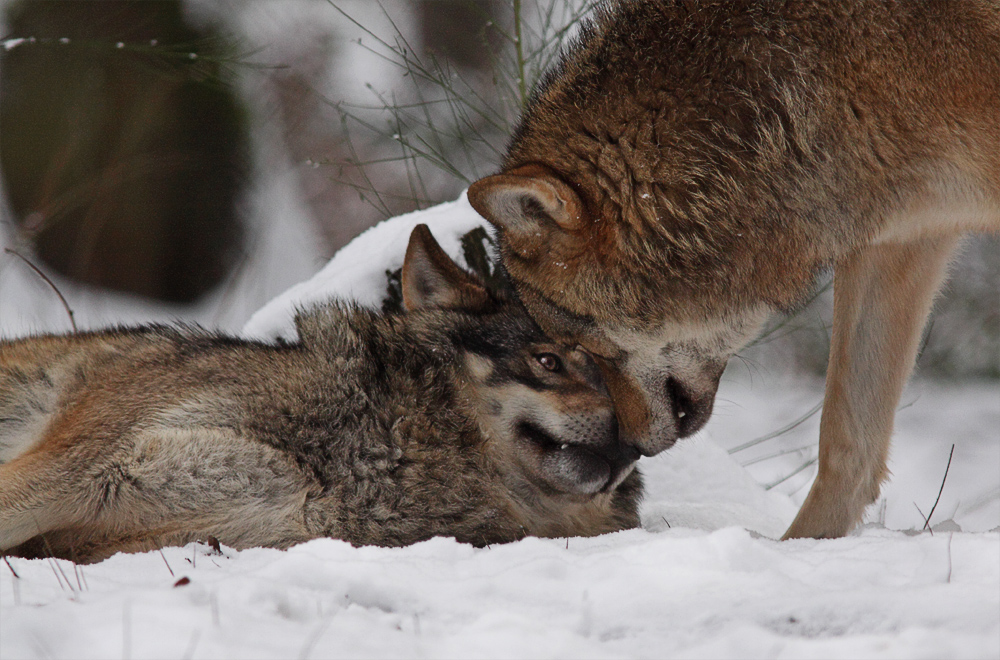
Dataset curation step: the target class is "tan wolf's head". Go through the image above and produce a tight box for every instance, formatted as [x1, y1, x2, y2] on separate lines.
[403, 225, 640, 497]
[467, 165, 770, 458]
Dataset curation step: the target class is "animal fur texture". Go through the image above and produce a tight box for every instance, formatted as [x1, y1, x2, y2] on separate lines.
[467, 0, 999, 539]
[0, 226, 641, 563]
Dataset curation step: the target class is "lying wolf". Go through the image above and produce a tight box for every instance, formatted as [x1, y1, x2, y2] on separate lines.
[0, 225, 641, 563]
[468, 0, 999, 539]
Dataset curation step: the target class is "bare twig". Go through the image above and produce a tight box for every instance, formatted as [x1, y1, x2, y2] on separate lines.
[741, 443, 815, 467]
[945, 532, 954, 583]
[123, 601, 132, 660]
[326, 0, 596, 217]
[159, 548, 175, 577]
[47, 558, 68, 591]
[4, 248, 77, 331]
[181, 630, 201, 660]
[211, 591, 220, 626]
[3, 556, 19, 579]
[923, 444, 956, 531]
[36, 529, 75, 587]
[513, 0, 527, 106]
[764, 457, 818, 490]
[913, 502, 932, 535]
[729, 400, 823, 454]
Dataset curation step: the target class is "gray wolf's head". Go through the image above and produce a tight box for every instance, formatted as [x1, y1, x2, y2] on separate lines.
[402, 224, 639, 497]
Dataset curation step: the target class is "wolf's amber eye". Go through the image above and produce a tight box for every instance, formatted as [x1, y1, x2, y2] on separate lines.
[536, 353, 562, 372]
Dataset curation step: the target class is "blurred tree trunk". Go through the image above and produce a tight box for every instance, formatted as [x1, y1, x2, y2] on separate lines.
[1, 0, 248, 303]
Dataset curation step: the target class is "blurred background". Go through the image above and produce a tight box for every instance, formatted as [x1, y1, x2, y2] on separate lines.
[1, 0, 996, 382]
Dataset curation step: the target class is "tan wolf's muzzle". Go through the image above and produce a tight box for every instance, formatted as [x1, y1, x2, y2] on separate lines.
[593, 355, 722, 457]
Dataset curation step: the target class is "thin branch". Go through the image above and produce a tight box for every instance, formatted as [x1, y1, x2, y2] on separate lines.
[945, 532, 953, 583]
[4, 248, 77, 331]
[740, 443, 815, 467]
[513, 0, 527, 106]
[913, 502, 932, 535]
[923, 444, 956, 531]
[764, 457, 817, 490]
[159, 549, 175, 577]
[728, 399, 823, 454]
[749, 277, 832, 347]
[181, 630, 202, 660]
[47, 558, 69, 591]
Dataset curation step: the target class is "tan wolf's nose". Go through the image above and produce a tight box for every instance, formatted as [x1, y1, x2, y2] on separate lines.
[666, 376, 716, 439]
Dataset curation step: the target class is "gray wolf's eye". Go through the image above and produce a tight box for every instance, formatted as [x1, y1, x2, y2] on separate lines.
[536, 353, 562, 372]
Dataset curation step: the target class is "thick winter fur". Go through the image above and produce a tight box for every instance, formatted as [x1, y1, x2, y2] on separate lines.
[0, 226, 641, 563]
[467, 0, 999, 538]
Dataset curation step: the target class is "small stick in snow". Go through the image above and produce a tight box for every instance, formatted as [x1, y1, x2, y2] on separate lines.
[38, 530, 75, 590]
[913, 502, 933, 536]
[923, 444, 956, 532]
[4, 248, 78, 332]
[211, 591, 220, 626]
[157, 543, 175, 577]
[53, 559, 75, 594]
[47, 557, 68, 591]
[298, 618, 333, 660]
[3, 556, 19, 579]
[123, 601, 132, 660]
[661, 516, 671, 529]
[946, 532, 954, 584]
[181, 629, 201, 660]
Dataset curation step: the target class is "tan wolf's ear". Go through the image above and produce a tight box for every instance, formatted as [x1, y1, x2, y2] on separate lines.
[467, 165, 587, 248]
[402, 224, 490, 312]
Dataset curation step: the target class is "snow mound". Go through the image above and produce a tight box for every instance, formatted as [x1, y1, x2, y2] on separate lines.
[3, 529, 997, 659]
[241, 191, 488, 342]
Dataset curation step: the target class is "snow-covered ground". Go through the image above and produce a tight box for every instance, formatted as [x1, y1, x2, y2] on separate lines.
[2, 196, 998, 659]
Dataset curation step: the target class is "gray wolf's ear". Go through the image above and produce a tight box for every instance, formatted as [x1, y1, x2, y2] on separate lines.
[467, 165, 587, 252]
[402, 224, 490, 312]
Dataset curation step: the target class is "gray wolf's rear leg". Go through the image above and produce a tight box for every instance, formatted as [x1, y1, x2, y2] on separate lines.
[1, 427, 317, 560]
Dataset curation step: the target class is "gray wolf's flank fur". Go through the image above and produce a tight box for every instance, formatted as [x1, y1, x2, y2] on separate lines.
[0, 225, 641, 563]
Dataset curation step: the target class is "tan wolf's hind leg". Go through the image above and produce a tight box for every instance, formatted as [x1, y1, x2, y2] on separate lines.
[783, 235, 960, 540]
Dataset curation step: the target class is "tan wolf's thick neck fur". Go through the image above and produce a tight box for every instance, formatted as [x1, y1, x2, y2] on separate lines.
[468, 0, 999, 538]
[0, 226, 641, 563]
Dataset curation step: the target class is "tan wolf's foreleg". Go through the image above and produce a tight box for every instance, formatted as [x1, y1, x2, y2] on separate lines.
[783, 235, 960, 539]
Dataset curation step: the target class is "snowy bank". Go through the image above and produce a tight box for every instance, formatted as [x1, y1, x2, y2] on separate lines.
[3, 528, 997, 660]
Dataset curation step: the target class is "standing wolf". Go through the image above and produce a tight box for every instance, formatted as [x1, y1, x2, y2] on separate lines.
[0, 226, 641, 563]
[468, 0, 999, 539]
